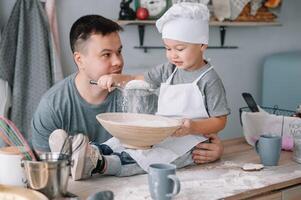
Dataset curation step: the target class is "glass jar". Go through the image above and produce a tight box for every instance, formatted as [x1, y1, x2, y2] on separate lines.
[293, 133, 301, 163]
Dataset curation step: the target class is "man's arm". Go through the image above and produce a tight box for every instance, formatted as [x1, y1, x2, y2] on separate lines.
[31, 99, 62, 152]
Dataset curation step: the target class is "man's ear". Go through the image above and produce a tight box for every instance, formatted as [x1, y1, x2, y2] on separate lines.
[73, 52, 83, 70]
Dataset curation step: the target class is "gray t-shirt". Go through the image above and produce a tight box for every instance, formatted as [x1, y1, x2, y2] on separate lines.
[144, 61, 230, 117]
[32, 73, 122, 152]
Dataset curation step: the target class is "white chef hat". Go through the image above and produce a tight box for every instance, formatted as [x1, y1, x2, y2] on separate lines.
[156, 2, 209, 44]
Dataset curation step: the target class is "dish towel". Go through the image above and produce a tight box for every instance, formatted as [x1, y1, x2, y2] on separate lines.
[45, 0, 64, 83]
[0, 0, 54, 142]
[104, 135, 207, 172]
[0, 79, 11, 118]
[229, 0, 264, 20]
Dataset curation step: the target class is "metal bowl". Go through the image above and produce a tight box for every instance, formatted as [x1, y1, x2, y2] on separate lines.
[22, 153, 71, 199]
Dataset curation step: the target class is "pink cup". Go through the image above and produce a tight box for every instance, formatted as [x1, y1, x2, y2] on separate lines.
[282, 135, 294, 151]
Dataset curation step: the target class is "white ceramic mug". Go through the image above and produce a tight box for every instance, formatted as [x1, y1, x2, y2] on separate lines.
[0, 146, 26, 186]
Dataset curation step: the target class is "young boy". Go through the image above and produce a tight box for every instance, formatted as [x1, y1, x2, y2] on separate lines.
[34, 14, 225, 181]
[97, 2, 230, 171]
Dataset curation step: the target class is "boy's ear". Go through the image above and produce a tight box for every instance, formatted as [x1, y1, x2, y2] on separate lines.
[200, 44, 208, 52]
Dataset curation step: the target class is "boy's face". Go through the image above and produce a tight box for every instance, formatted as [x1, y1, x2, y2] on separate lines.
[163, 39, 207, 71]
[74, 32, 124, 81]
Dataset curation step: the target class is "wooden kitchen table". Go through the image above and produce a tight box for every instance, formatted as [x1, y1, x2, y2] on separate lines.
[68, 138, 301, 200]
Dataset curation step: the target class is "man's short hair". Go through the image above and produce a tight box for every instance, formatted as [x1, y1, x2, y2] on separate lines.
[69, 15, 123, 53]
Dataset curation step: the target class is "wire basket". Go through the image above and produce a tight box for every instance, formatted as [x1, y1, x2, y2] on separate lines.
[239, 106, 295, 125]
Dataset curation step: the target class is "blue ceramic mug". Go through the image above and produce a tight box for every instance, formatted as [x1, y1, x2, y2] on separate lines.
[255, 135, 282, 166]
[148, 163, 181, 200]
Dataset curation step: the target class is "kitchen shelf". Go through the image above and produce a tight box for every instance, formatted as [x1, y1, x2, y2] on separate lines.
[117, 20, 281, 26]
[117, 20, 281, 52]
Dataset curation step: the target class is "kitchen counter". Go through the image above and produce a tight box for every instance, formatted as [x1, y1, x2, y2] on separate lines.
[68, 137, 301, 200]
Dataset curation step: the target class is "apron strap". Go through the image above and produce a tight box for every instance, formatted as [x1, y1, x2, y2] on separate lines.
[193, 66, 214, 84]
[166, 67, 178, 84]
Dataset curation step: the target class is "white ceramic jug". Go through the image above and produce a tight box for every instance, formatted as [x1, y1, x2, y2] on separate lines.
[0, 146, 26, 186]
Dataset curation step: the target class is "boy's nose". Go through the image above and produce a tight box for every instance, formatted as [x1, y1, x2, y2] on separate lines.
[171, 52, 179, 59]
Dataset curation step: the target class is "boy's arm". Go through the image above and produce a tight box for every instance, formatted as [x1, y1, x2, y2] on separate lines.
[173, 115, 227, 137]
[97, 62, 169, 91]
[97, 74, 144, 91]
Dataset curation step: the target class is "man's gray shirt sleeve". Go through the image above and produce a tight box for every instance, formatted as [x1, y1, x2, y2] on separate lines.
[31, 73, 121, 152]
[32, 98, 62, 152]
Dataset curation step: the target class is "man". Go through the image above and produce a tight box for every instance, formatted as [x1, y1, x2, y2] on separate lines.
[32, 15, 224, 180]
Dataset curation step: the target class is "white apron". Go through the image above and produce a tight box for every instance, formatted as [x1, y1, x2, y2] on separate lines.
[105, 66, 213, 171]
[157, 66, 213, 119]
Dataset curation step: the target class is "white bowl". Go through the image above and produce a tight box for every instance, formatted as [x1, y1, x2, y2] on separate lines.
[96, 113, 181, 149]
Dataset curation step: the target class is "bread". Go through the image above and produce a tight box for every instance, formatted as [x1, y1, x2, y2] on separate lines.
[265, 0, 281, 8]
[234, 3, 277, 22]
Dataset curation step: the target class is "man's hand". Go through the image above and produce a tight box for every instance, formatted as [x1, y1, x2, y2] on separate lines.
[192, 134, 224, 164]
[97, 74, 121, 92]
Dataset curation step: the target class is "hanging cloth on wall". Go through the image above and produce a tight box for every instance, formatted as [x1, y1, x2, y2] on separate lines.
[45, 0, 63, 83]
[0, 79, 11, 147]
[0, 0, 54, 143]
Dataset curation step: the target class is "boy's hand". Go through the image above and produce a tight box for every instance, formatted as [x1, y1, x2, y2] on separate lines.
[97, 74, 119, 92]
[173, 119, 193, 137]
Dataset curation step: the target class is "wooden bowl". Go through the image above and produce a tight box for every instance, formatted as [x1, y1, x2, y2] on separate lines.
[0, 185, 48, 200]
[96, 113, 181, 149]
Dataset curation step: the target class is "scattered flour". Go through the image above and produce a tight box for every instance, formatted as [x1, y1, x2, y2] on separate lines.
[113, 169, 266, 200]
[115, 184, 151, 200]
[120, 81, 158, 114]
[223, 161, 241, 167]
[111, 165, 301, 200]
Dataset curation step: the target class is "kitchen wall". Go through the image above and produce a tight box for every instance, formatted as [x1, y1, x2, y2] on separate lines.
[1, 0, 300, 139]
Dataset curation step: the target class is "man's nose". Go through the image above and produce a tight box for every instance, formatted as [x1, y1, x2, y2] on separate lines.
[112, 54, 123, 67]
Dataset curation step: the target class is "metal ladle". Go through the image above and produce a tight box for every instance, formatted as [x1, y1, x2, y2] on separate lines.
[89, 80, 124, 91]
